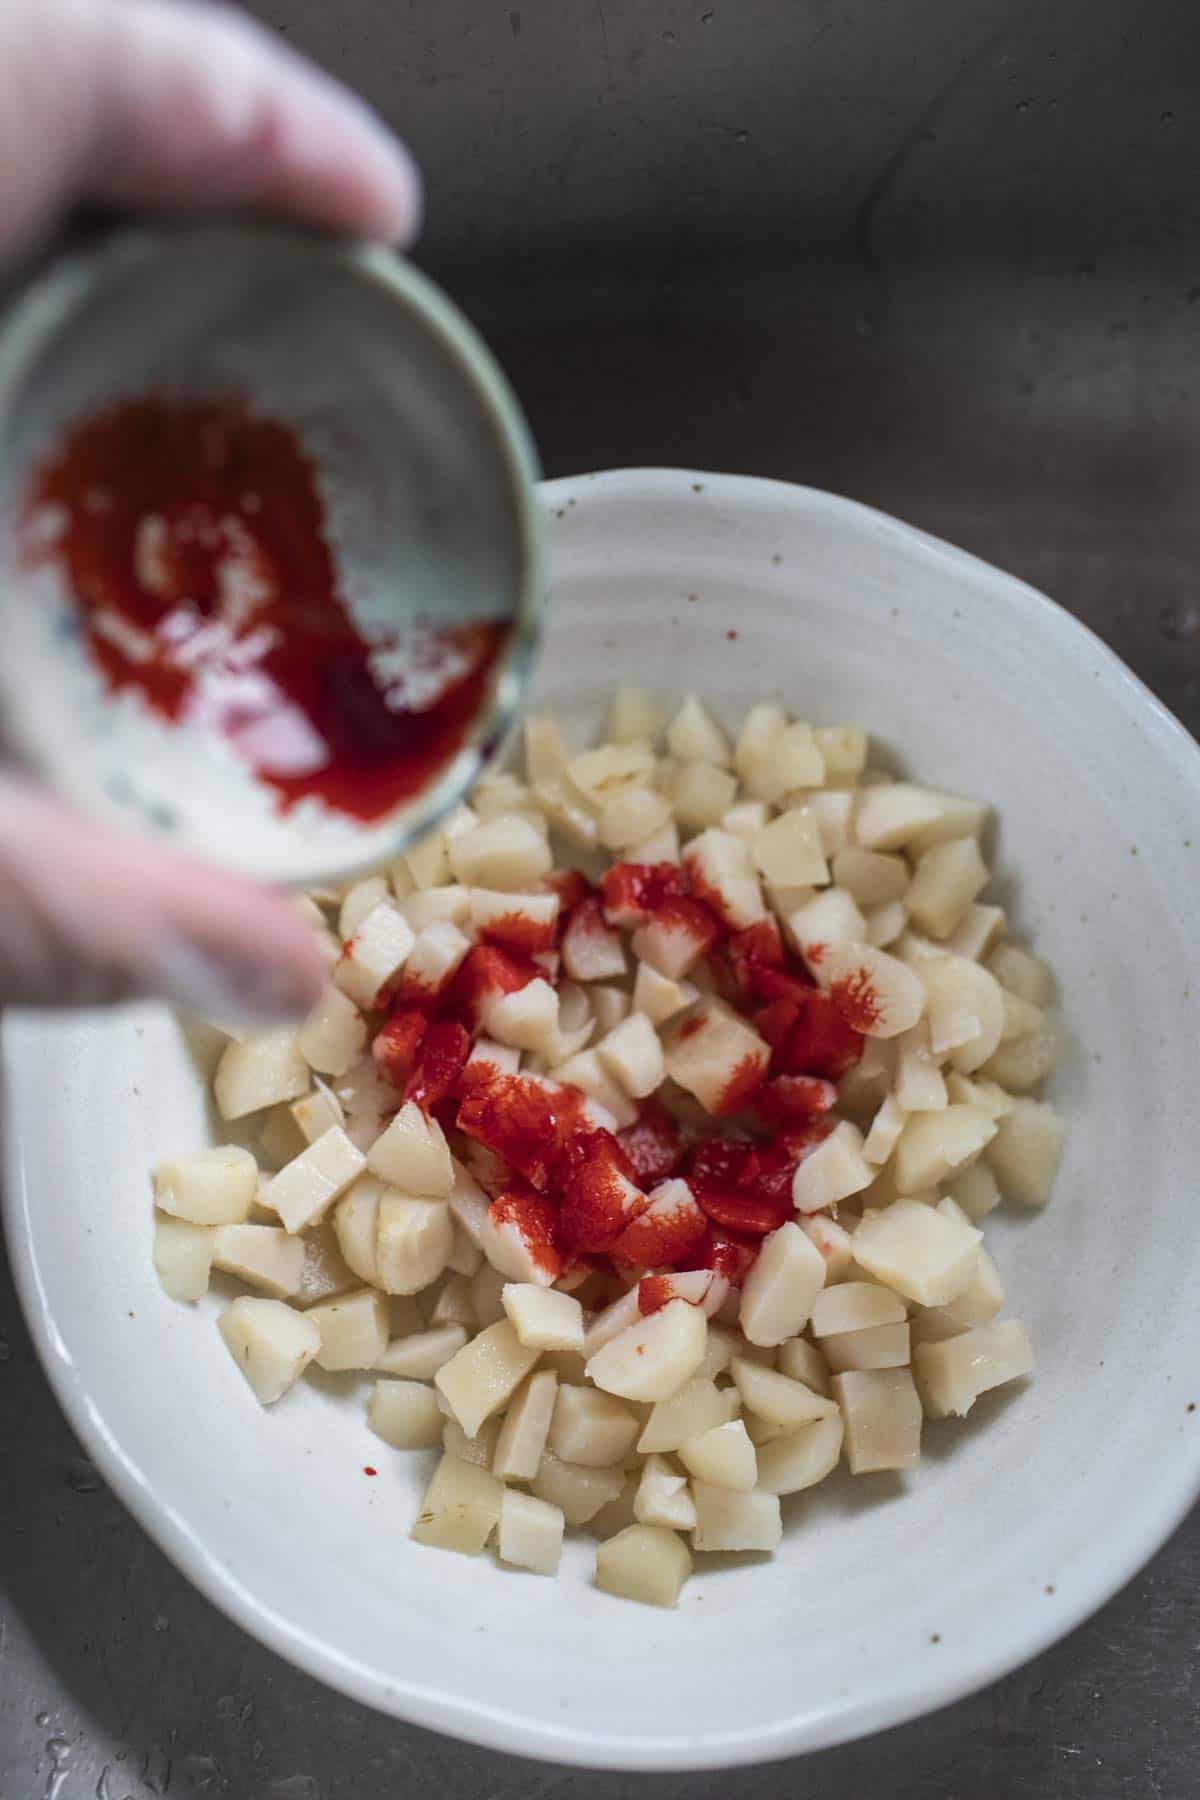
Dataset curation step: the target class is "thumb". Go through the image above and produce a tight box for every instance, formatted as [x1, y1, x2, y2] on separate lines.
[0, 776, 327, 1021]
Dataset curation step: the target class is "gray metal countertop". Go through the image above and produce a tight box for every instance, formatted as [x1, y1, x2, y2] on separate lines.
[5, 0, 1200, 1792]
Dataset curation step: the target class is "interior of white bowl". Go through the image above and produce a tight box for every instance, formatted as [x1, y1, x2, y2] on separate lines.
[7, 468, 1200, 1771]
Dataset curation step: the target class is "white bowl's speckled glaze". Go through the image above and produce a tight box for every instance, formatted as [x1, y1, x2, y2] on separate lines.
[6, 470, 1200, 1770]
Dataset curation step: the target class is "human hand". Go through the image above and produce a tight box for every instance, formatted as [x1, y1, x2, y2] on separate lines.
[0, 0, 422, 1018]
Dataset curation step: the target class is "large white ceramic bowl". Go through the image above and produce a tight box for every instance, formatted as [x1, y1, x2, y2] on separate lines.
[7, 470, 1200, 1771]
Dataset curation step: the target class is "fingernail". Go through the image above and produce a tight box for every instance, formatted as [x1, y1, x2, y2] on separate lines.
[143, 934, 315, 1026]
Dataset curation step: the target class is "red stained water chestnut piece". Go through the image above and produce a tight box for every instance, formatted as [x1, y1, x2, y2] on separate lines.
[617, 1098, 685, 1187]
[372, 1007, 429, 1089]
[683, 1226, 759, 1287]
[601, 861, 690, 928]
[558, 1129, 643, 1255]
[489, 1188, 563, 1283]
[610, 1180, 707, 1269]
[456, 1071, 580, 1191]
[404, 1019, 471, 1113]
[754, 1073, 838, 1126]
[777, 987, 863, 1080]
[446, 944, 539, 1029]
[21, 395, 507, 822]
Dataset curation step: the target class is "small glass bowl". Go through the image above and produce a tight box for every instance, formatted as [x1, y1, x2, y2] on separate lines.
[0, 219, 544, 886]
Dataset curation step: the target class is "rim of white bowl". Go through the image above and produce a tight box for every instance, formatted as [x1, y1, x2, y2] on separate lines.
[6, 467, 1200, 1771]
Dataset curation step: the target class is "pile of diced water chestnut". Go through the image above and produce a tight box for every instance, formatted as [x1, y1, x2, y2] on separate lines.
[151, 689, 1064, 1607]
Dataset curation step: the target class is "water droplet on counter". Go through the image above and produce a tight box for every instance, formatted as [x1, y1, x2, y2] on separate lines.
[268, 1777, 320, 1800]
[0, 1335, 11, 1362]
[152, 1614, 168, 1634]
[215, 1695, 237, 1719]
[1160, 600, 1200, 640]
[64, 1457, 101, 1494]
[35, 1712, 50, 1727]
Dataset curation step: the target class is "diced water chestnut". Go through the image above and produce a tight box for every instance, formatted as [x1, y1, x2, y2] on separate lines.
[333, 903, 415, 1009]
[377, 1195, 454, 1295]
[777, 1337, 832, 1394]
[792, 1119, 874, 1212]
[550, 1385, 640, 1466]
[298, 986, 366, 1077]
[503, 1284, 586, 1351]
[411, 1454, 503, 1555]
[691, 1483, 782, 1552]
[435, 1320, 541, 1437]
[892, 1105, 997, 1194]
[214, 1028, 309, 1120]
[154, 1145, 257, 1226]
[923, 954, 1006, 1072]
[731, 1357, 838, 1427]
[853, 1198, 982, 1307]
[218, 1297, 320, 1404]
[906, 837, 989, 938]
[533, 1454, 625, 1525]
[740, 1222, 826, 1346]
[834, 1367, 923, 1473]
[499, 1489, 565, 1575]
[752, 807, 829, 888]
[153, 1216, 213, 1301]
[368, 1378, 443, 1449]
[309, 1287, 390, 1371]
[913, 1319, 1034, 1417]
[821, 941, 925, 1037]
[376, 1324, 468, 1380]
[811, 1282, 906, 1336]
[211, 1224, 305, 1299]
[821, 1319, 911, 1372]
[493, 1369, 559, 1480]
[634, 1454, 697, 1529]
[986, 942, 1052, 1005]
[596, 1523, 692, 1607]
[448, 814, 553, 891]
[755, 1413, 845, 1495]
[663, 998, 769, 1116]
[366, 1102, 454, 1196]
[678, 1418, 757, 1489]
[586, 1300, 707, 1403]
[800, 1212, 855, 1282]
[269, 1128, 367, 1234]
[986, 1099, 1065, 1206]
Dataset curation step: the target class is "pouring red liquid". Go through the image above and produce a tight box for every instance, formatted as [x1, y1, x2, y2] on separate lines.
[21, 394, 508, 823]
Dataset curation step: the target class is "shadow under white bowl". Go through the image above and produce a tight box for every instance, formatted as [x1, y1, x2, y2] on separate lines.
[6, 469, 1200, 1771]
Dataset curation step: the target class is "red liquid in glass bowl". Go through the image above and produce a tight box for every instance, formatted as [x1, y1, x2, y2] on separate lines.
[20, 394, 510, 827]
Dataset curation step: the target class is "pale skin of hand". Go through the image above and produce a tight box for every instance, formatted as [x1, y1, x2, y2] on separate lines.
[0, 0, 423, 1018]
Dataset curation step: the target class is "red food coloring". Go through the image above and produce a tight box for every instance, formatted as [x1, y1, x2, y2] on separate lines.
[363, 1466, 378, 1477]
[601, 862, 690, 927]
[489, 1188, 563, 1282]
[446, 943, 538, 1029]
[637, 1274, 678, 1315]
[558, 1130, 644, 1254]
[561, 894, 619, 964]
[778, 987, 863, 1080]
[457, 1072, 580, 1191]
[752, 965, 815, 1005]
[644, 896, 723, 963]
[726, 629, 738, 640]
[544, 868, 593, 922]
[725, 918, 786, 1001]
[712, 1049, 769, 1118]
[684, 1226, 759, 1287]
[22, 394, 507, 821]
[829, 967, 884, 1034]
[372, 1007, 429, 1088]
[754, 1073, 838, 1126]
[694, 1187, 789, 1238]
[805, 941, 828, 969]
[611, 1182, 707, 1269]
[476, 906, 558, 957]
[688, 1137, 755, 1191]
[680, 855, 750, 934]
[404, 1019, 471, 1113]
[617, 1099, 685, 1187]
[462, 1139, 516, 1200]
